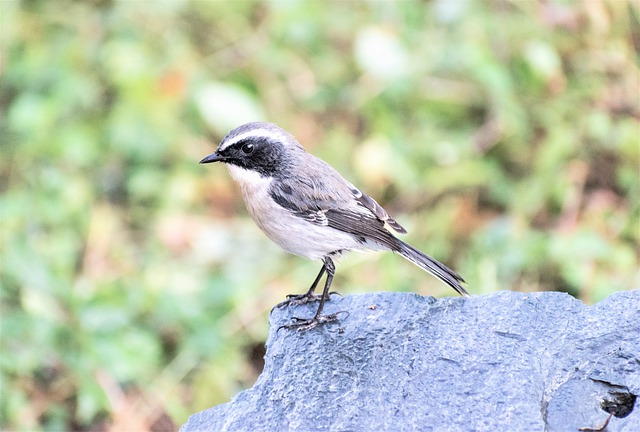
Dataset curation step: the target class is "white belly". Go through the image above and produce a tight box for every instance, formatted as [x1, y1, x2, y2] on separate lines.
[227, 165, 369, 260]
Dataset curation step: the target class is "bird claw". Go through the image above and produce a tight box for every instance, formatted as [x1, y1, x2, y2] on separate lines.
[276, 292, 337, 308]
[278, 313, 340, 332]
[277, 310, 350, 332]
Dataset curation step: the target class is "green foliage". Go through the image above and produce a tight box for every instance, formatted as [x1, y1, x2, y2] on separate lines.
[1, 0, 638, 430]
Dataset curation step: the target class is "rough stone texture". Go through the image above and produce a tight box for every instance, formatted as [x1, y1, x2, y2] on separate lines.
[181, 290, 639, 432]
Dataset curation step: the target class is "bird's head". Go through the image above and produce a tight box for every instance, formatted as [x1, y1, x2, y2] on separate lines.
[200, 122, 304, 177]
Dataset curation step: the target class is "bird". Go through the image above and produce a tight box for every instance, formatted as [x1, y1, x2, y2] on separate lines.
[200, 122, 468, 331]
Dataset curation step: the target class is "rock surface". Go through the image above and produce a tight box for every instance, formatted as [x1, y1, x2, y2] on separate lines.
[181, 290, 640, 432]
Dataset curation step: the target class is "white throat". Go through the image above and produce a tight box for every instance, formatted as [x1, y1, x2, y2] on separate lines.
[226, 164, 273, 195]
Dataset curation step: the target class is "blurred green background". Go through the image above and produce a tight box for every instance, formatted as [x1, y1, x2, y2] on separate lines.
[1, 0, 638, 430]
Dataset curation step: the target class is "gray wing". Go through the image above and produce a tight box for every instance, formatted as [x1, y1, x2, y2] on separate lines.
[269, 179, 397, 250]
[268, 176, 333, 225]
[269, 157, 406, 235]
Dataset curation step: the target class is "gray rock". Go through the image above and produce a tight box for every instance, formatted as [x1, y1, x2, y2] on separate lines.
[181, 290, 640, 432]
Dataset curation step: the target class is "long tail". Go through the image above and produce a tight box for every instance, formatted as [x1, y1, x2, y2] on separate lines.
[393, 238, 469, 297]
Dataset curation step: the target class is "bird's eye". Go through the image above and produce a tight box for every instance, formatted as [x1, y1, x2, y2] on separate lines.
[241, 143, 254, 154]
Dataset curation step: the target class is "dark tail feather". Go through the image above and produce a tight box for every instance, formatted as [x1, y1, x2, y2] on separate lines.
[394, 239, 469, 297]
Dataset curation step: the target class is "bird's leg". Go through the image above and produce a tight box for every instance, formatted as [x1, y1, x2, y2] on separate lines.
[280, 257, 342, 331]
[276, 264, 326, 308]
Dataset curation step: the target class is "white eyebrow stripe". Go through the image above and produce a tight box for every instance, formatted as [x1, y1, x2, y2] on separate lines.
[218, 128, 286, 151]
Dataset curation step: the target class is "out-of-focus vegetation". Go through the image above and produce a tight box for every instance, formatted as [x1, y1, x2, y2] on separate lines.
[1, 0, 638, 430]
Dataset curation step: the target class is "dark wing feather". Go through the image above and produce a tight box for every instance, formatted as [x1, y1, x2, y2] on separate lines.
[350, 187, 407, 234]
[324, 208, 398, 249]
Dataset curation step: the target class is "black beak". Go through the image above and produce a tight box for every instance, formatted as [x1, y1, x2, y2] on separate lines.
[199, 152, 225, 164]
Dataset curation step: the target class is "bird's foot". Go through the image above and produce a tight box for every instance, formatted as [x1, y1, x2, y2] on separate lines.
[276, 293, 323, 308]
[278, 313, 339, 332]
[276, 291, 341, 309]
[278, 311, 349, 332]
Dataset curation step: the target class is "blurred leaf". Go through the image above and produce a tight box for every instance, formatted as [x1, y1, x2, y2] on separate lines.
[194, 82, 266, 135]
